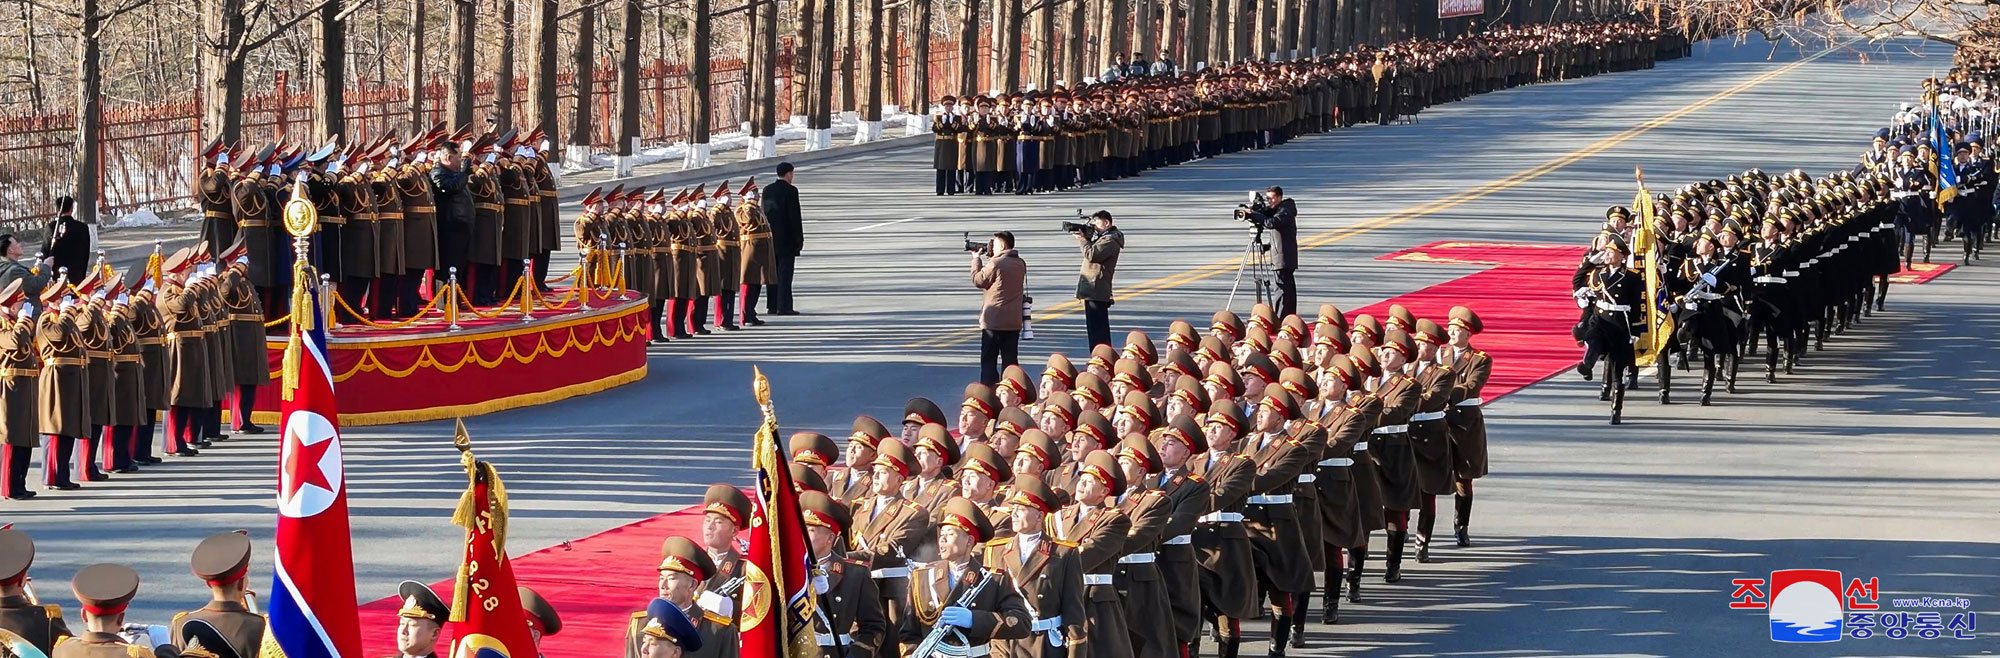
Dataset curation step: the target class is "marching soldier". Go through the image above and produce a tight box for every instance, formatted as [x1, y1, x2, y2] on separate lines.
[170, 531, 264, 657]
[829, 417, 886, 506]
[789, 431, 839, 483]
[987, 475, 1084, 658]
[1408, 320, 1457, 563]
[1055, 450, 1133, 658]
[849, 439, 930, 656]
[1367, 331, 1422, 582]
[1309, 354, 1374, 621]
[906, 424, 960, 517]
[901, 497, 1032, 654]
[0, 529, 71, 654]
[1240, 390, 1315, 654]
[159, 249, 209, 458]
[695, 485, 746, 658]
[624, 538, 727, 658]
[52, 563, 149, 657]
[1141, 417, 1208, 657]
[1190, 399, 1256, 658]
[956, 442, 1013, 537]
[387, 580, 449, 658]
[1112, 434, 1176, 658]
[1575, 235, 1642, 423]
[1442, 307, 1489, 548]
[800, 491, 887, 658]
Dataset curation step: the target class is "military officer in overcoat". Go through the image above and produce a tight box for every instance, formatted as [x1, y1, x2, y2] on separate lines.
[1442, 306, 1490, 548]
[170, 531, 264, 657]
[986, 475, 1084, 658]
[901, 497, 1032, 654]
[800, 491, 888, 658]
[0, 529, 72, 653]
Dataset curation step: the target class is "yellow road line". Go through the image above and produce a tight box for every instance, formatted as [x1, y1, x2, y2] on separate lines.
[915, 46, 1840, 349]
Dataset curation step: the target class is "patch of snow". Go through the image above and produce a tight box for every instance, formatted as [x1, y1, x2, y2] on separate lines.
[110, 208, 167, 228]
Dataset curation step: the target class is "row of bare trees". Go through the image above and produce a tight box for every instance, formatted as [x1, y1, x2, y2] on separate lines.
[4, 0, 1622, 223]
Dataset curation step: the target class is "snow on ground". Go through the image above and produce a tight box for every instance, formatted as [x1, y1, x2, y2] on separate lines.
[563, 109, 922, 174]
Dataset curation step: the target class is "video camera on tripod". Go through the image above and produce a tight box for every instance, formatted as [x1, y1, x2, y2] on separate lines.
[1235, 191, 1273, 225]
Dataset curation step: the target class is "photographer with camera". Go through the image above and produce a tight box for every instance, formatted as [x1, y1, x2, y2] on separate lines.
[1072, 210, 1124, 349]
[970, 231, 1027, 386]
[1240, 186, 1300, 317]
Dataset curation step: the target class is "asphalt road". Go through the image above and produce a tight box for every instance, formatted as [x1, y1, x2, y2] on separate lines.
[8, 35, 1996, 654]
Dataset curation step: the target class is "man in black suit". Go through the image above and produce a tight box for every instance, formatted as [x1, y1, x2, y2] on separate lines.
[763, 161, 804, 315]
[430, 145, 475, 289]
[41, 195, 90, 285]
[1246, 186, 1300, 317]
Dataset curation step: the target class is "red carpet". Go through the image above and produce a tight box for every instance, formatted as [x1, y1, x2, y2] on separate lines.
[1890, 262, 1956, 285]
[356, 241, 1593, 656]
[356, 506, 707, 657]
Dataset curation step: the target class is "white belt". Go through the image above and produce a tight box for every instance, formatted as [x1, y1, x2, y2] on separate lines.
[1782, 270, 1801, 277]
[1892, 191, 1915, 199]
[1198, 511, 1244, 523]
[698, 590, 736, 619]
[1834, 245, 1847, 253]
[816, 633, 852, 647]
[1246, 494, 1293, 505]
[1877, 222, 1895, 230]
[1083, 573, 1114, 585]
[1690, 291, 1723, 301]
[1457, 397, 1483, 407]
[1595, 301, 1630, 312]
[1118, 552, 1158, 564]
[1806, 258, 1820, 266]
[872, 567, 910, 579]
[1352, 441, 1368, 452]
[1163, 534, 1192, 545]
[1030, 616, 1064, 632]
[1410, 411, 1446, 422]
[1848, 235, 1863, 242]
[1318, 457, 1354, 467]
[1372, 425, 1408, 434]
[1753, 276, 1786, 284]
[1296, 473, 1317, 484]
[940, 645, 993, 658]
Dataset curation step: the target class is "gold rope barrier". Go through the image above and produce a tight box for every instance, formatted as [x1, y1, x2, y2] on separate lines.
[275, 305, 649, 381]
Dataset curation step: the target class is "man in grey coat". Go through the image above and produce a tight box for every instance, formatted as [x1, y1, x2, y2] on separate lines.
[1076, 210, 1124, 349]
[972, 231, 1026, 386]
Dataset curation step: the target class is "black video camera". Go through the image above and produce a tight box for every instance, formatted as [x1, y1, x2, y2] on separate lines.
[1235, 190, 1271, 222]
[963, 232, 990, 255]
[1062, 209, 1097, 239]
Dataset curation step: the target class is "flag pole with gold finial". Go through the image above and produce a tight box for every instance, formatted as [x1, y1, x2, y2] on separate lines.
[279, 173, 321, 400]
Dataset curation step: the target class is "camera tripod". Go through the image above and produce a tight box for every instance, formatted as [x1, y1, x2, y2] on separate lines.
[1226, 226, 1276, 309]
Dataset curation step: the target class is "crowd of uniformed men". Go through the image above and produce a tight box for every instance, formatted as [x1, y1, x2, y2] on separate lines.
[930, 18, 1689, 196]
[1572, 63, 1996, 423]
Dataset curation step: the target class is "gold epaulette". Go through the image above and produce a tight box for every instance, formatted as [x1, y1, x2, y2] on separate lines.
[703, 611, 731, 626]
[1050, 538, 1079, 548]
[127, 645, 153, 658]
[171, 611, 186, 624]
[43, 603, 62, 619]
[1186, 473, 1204, 482]
[632, 610, 649, 620]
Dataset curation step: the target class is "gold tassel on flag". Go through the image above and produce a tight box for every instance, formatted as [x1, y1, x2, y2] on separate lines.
[279, 175, 320, 401]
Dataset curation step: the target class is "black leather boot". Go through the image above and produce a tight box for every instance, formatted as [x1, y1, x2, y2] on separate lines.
[1385, 531, 1406, 583]
[1346, 547, 1367, 602]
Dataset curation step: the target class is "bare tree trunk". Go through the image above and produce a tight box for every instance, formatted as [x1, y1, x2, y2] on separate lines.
[1132, 0, 1151, 62]
[793, 0, 818, 123]
[313, 0, 345, 141]
[987, 0, 1002, 91]
[493, 0, 518, 130]
[690, 0, 712, 146]
[813, 0, 834, 129]
[1209, 0, 1228, 65]
[884, 4, 901, 107]
[741, 5, 757, 131]
[841, 0, 856, 113]
[999, 0, 1020, 91]
[1279, 0, 1298, 58]
[1187, 0, 1209, 68]
[20, 2, 46, 115]
[1163, 0, 1182, 66]
[203, 0, 248, 144]
[448, 0, 476, 127]
[910, 0, 930, 109]
[957, 0, 979, 95]
[1030, 3, 1052, 90]
[406, 0, 426, 131]
[568, 4, 597, 159]
[527, 0, 558, 134]
[1256, 0, 1274, 60]
[752, 0, 778, 135]
[1103, 0, 1127, 71]
[616, 0, 641, 156]
[75, 0, 103, 224]
[863, 0, 883, 121]
[1064, 0, 1083, 84]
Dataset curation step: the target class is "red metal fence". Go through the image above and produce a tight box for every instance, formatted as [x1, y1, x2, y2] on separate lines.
[0, 37, 970, 231]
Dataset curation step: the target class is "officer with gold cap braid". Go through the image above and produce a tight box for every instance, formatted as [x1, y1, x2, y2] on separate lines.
[829, 417, 885, 508]
[1240, 390, 1315, 654]
[52, 564, 150, 657]
[903, 497, 1031, 653]
[1112, 434, 1176, 658]
[1054, 451, 1132, 658]
[697, 484, 748, 658]
[0, 529, 70, 655]
[1145, 417, 1209, 658]
[1189, 399, 1256, 658]
[791, 463, 829, 496]
[985, 476, 1083, 658]
[906, 424, 961, 518]
[382, 580, 448, 658]
[848, 439, 930, 657]
[1407, 320, 1458, 564]
[995, 365, 1036, 412]
[989, 408, 1035, 464]
[1441, 306, 1491, 549]
[789, 432, 838, 483]
[169, 532, 263, 657]
[957, 443, 1014, 538]
[799, 491, 886, 658]
[624, 538, 724, 658]
[1369, 330, 1423, 584]
[958, 384, 1000, 447]
[900, 398, 945, 444]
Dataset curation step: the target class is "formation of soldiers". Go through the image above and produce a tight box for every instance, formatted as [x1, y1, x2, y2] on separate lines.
[685, 300, 1495, 658]
[196, 124, 562, 325]
[929, 18, 1687, 196]
[572, 180, 778, 343]
[1572, 67, 1998, 423]
[0, 237, 268, 501]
